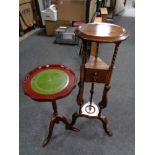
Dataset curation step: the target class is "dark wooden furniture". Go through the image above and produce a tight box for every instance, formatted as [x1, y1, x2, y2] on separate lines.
[70, 23, 129, 136]
[22, 64, 79, 147]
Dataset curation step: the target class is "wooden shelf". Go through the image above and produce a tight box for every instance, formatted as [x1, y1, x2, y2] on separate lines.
[85, 56, 109, 70]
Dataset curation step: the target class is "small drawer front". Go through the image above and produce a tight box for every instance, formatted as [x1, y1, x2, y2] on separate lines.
[84, 68, 110, 83]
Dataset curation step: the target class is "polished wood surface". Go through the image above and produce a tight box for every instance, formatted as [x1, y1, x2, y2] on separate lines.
[70, 112, 112, 136]
[85, 56, 109, 70]
[42, 101, 79, 148]
[71, 22, 129, 137]
[22, 64, 79, 147]
[84, 57, 110, 83]
[84, 68, 111, 83]
[90, 42, 98, 56]
[78, 23, 129, 43]
[22, 64, 76, 101]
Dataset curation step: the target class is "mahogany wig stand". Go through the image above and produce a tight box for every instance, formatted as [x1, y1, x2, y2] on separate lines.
[70, 23, 129, 136]
[22, 64, 79, 147]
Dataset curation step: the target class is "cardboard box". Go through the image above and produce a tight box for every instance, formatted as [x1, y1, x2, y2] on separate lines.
[56, 0, 96, 22]
[56, 0, 86, 21]
[45, 20, 71, 36]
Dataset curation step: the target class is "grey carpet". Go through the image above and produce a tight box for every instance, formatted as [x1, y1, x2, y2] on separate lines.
[19, 16, 135, 155]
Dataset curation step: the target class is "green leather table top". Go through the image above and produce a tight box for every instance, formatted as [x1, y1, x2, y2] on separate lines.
[31, 69, 69, 94]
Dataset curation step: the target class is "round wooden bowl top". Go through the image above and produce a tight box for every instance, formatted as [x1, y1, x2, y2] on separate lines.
[78, 23, 129, 43]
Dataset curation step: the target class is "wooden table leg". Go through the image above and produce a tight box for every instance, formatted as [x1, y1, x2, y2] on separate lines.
[70, 112, 112, 137]
[70, 112, 80, 127]
[58, 116, 80, 132]
[42, 101, 79, 147]
[98, 116, 112, 136]
[42, 116, 58, 147]
[42, 115, 79, 147]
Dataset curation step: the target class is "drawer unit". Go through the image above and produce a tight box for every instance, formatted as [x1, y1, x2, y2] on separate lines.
[84, 68, 112, 83]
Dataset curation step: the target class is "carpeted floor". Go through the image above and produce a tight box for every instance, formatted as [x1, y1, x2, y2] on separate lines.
[19, 16, 135, 155]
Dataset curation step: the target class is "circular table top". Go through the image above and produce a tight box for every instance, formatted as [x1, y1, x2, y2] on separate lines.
[78, 23, 129, 43]
[31, 69, 69, 94]
[22, 64, 76, 101]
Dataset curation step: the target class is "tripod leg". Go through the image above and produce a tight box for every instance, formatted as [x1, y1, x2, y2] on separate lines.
[70, 112, 80, 127]
[42, 117, 58, 147]
[59, 116, 80, 132]
[99, 116, 112, 136]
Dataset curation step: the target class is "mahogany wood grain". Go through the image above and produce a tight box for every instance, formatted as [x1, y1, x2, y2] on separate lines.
[78, 23, 129, 43]
[22, 64, 79, 147]
[85, 57, 109, 70]
[42, 111, 79, 147]
[70, 112, 112, 136]
[71, 23, 129, 137]
[90, 42, 97, 56]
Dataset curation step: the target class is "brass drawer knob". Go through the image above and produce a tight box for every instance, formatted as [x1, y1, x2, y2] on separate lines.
[94, 72, 98, 76]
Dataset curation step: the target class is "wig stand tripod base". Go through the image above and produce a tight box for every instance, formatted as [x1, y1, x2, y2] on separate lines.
[70, 102, 112, 137]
